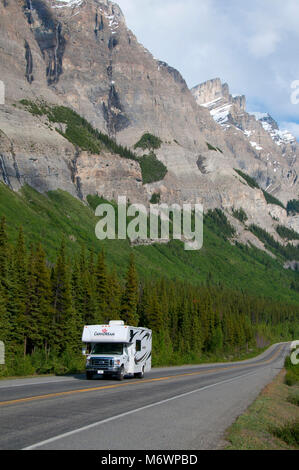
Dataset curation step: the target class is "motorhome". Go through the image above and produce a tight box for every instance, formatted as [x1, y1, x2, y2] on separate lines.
[82, 320, 152, 380]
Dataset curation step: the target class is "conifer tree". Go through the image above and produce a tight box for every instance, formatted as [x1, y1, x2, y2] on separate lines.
[22, 244, 53, 353]
[120, 253, 139, 326]
[142, 285, 163, 332]
[24, 244, 36, 354]
[107, 268, 122, 321]
[191, 311, 202, 355]
[95, 250, 109, 322]
[198, 290, 214, 351]
[72, 255, 97, 326]
[34, 244, 54, 352]
[0, 281, 9, 344]
[52, 240, 75, 351]
[72, 258, 86, 321]
[12, 228, 28, 353]
[0, 216, 8, 284]
[158, 278, 170, 329]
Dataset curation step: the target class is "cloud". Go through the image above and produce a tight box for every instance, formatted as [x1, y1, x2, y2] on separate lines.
[247, 32, 281, 58]
[117, 0, 299, 128]
[280, 121, 299, 139]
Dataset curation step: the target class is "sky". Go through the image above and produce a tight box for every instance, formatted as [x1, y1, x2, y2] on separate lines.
[116, 0, 299, 139]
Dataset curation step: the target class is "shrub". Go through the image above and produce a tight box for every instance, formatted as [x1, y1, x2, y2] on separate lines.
[285, 371, 299, 386]
[276, 225, 299, 241]
[206, 142, 218, 151]
[272, 420, 299, 448]
[249, 224, 299, 260]
[284, 355, 299, 386]
[234, 169, 260, 189]
[134, 133, 162, 151]
[19, 99, 46, 116]
[288, 394, 299, 406]
[205, 209, 236, 240]
[232, 207, 248, 223]
[262, 190, 285, 209]
[287, 199, 299, 215]
[138, 153, 168, 184]
[11, 355, 36, 376]
[0, 347, 86, 378]
[150, 193, 161, 204]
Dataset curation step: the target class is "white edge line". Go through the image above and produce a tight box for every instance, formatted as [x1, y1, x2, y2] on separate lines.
[23, 370, 259, 450]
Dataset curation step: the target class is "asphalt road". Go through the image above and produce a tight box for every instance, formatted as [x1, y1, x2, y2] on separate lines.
[0, 342, 289, 450]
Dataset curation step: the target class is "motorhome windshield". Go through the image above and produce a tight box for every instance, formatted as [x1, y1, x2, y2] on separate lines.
[91, 343, 124, 355]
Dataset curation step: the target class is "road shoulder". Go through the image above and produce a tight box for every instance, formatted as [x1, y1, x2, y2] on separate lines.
[224, 369, 299, 450]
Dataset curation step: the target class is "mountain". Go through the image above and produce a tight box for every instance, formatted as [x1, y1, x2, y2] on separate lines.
[191, 78, 299, 211]
[251, 112, 296, 147]
[0, 0, 299, 249]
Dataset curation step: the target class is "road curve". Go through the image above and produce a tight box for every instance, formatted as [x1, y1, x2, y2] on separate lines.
[0, 342, 289, 450]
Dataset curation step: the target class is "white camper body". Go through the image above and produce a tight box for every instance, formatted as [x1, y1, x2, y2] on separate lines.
[82, 320, 152, 380]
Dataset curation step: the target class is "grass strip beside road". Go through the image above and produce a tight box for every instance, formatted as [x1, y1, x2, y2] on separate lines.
[225, 369, 299, 449]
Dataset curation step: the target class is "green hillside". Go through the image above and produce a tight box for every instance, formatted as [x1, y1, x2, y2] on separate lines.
[0, 182, 299, 305]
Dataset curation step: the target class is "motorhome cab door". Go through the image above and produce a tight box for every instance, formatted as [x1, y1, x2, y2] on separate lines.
[125, 343, 135, 374]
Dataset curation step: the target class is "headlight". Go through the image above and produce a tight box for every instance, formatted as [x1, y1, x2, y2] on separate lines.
[114, 359, 121, 366]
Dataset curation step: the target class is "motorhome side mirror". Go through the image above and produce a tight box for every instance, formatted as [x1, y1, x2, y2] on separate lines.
[82, 347, 87, 356]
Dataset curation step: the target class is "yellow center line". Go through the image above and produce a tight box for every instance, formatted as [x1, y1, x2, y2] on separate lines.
[0, 345, 283, 407]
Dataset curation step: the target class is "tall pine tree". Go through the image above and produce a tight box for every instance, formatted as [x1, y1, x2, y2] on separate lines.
[120, 254, 139, 326]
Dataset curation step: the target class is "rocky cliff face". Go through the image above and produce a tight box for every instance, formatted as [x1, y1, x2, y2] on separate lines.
[0, 0, 299, 246]
[192, 78, 246, 120]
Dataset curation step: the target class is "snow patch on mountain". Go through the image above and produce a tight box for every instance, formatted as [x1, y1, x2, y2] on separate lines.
[210, 104, 232, 125]
[52, 0, 83, 8]
[250, 112, 268, 120]
[250, 141, 263, 151]
[103, 12, 119, 32]
[250, 112, 296, 146]
[201, 97, 223, 109]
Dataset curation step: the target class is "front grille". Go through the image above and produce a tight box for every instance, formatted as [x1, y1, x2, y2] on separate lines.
[91, 357, 113, 370]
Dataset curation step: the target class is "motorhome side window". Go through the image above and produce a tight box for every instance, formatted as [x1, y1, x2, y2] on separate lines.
[136, 340, 141, 352]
